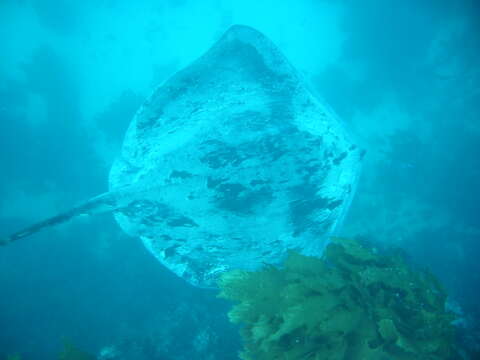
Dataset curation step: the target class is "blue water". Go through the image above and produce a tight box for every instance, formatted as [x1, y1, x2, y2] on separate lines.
[1, 1, 479, 359]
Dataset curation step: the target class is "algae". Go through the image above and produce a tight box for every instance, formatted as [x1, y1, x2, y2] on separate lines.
[218, 238, 456, 360]
[58, 340, 95, 360]
[5, 355, 21, 360]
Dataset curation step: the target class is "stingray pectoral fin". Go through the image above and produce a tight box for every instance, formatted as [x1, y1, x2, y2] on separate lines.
[0, 190, 122, 246]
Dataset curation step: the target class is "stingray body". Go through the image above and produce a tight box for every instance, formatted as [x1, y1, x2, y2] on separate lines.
[1, 25, 363, 287]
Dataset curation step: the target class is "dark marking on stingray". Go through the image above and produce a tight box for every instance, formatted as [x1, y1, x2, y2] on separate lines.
[360, 149, 367, 160]
[250, 179, 269, 186]
[333, 151, 348, 165]
[259, 135, 288, 162]
[170, 170, 193, 179]
[288, 183, 333, 236]
[164, 245, 180, 258]
[327, 199, 343, 210]
[200, 141, 247, 169]
[167, 216, 198, 228]
[206, 176, 226, 189]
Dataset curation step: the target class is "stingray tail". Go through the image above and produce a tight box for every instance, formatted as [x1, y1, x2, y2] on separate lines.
[0, 191, 121, 246]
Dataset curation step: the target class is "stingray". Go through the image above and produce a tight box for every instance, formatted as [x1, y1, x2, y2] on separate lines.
[1, 25, 363, 287]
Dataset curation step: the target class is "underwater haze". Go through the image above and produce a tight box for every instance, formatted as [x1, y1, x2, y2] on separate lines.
[1, 0, 479, 359]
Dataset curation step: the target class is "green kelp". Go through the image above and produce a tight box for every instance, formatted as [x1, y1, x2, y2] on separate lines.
[58, 340, 95, 360]
[218, 238, 456, 360]
[6, 355, 21, 360]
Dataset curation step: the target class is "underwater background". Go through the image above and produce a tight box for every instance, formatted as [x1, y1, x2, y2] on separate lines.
[0, 0, 479, 359]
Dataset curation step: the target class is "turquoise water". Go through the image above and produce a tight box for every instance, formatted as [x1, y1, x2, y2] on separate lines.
[0, 1, 479, 359]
